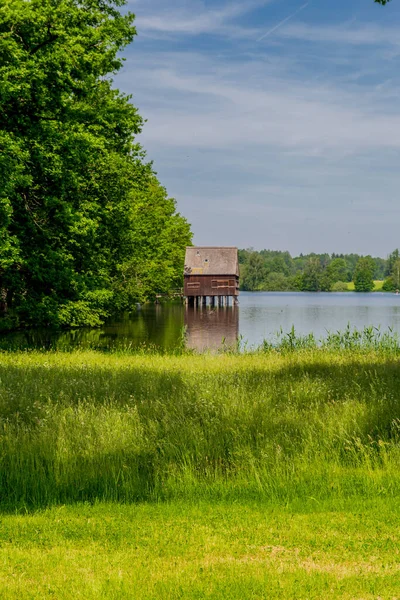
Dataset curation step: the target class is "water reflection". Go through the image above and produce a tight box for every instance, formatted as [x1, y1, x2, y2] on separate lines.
[3, 293, 400, 352]
[0, 305, 185, 351]
[238, 292, 400, 346]
[185, 306, 239, 352]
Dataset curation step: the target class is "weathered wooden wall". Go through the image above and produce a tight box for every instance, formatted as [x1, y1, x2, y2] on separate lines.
[184, 274, 239, 297]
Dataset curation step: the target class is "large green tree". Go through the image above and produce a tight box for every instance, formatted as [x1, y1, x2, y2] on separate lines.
[353, 257, 375, 293]
[327, 258, 349, 284]
[383, 252, 400, 291]
[0, 0, 191, 329]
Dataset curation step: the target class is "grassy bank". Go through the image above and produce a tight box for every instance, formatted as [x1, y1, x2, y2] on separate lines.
[1, 348, 400, 507]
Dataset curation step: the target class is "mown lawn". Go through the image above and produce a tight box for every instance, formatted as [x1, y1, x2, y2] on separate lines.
[1, 499, 399, 599]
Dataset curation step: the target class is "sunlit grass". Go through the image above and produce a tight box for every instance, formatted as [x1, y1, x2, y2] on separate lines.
[1, 499, 399, 599]
[1, 343, 400, 507]
[345, 281, 384, 291]
[1, 341, 400, 597]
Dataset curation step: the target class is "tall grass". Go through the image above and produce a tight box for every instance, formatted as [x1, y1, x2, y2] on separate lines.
[258, 324, 400, 353]
[1, 341, 400, 508]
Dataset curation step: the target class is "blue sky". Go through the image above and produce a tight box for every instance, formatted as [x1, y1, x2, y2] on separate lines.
[118, 0, 400, 256]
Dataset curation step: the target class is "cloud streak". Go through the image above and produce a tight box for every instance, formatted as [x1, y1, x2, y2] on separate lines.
[257, 2, 309, 42]
[134, 0, 273, 37]
[278, 21, 400, 46]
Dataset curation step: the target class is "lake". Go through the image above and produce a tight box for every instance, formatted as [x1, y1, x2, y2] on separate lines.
[3, 292, 400, 351]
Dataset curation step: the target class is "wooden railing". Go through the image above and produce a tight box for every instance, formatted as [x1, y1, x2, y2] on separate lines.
[155, 288, 184, 300]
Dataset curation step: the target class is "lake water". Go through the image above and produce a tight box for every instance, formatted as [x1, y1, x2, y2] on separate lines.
[3, 292, 400, 351]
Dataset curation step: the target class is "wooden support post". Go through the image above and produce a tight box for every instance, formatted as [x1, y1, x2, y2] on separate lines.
[202, 296, 207, 307]
[210, 296, 215, 308]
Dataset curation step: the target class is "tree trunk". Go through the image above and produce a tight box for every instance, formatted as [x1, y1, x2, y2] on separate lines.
[0, 287, 8, 314]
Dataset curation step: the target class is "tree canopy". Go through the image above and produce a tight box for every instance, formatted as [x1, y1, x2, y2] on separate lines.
[239, 249, 397, 293]
[353, 257, 375, 293]
[0, 0, 191, 329]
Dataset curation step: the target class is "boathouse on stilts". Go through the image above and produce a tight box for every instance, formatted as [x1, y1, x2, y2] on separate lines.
[183, 247, 239, 307]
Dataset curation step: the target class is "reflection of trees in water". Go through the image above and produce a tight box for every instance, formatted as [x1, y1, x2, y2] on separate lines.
[185, 307, 239, 352]
[0, 327, 104, 350]
[0, 305, 185, 351]
[0, 304, 238, 352]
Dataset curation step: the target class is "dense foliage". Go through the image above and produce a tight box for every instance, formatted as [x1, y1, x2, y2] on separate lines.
[0, 0, 191, 331]
[353, 257, 375, 292]
[239, 248, 400, 292]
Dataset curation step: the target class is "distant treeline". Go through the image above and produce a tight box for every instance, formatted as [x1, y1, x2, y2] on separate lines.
[239, 249, 400, 292]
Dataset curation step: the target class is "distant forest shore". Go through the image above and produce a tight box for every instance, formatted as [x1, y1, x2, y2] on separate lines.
[238, 249, 400, 292]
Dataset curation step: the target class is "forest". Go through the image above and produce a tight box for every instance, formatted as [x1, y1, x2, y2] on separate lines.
[239, 248, 400, 292]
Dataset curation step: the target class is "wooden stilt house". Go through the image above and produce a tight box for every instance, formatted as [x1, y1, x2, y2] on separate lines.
[184, 247, 239, 306]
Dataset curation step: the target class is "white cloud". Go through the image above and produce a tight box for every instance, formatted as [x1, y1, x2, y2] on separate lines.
[117, 5, 400, 254]
[121, 53, 400, 156]
[279, 21, 400, 47]
[132, 0, 273, 37]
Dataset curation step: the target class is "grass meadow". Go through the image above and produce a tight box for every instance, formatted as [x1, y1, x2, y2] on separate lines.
[1, 339, 400, 597]
[345, 280, 384, 291]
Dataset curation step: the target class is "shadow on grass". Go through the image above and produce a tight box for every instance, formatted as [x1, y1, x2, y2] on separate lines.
[1, 355, 400, 511]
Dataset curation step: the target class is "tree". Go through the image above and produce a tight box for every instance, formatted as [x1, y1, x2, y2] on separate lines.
[327, 258, 349, 284]
[353, 257, 375, 292]
[264, 272, 289, 291]
[240, 252, 267, 291]
[301, 258, 324, 291]
[386, 249, 399, 277]
[382, 277, 395, 292]
[383, 256, 400, 292]
[0, 0, 191, 329]
[332, 281, 348, 292]
[391, 258, 400, 288]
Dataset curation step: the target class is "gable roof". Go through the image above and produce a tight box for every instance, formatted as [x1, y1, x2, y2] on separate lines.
[184, 247, 239, 276]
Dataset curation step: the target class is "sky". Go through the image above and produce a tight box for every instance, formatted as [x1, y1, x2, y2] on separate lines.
[117, 0, 400, 256]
